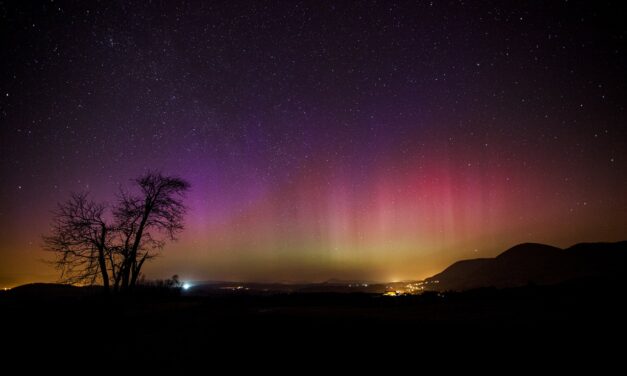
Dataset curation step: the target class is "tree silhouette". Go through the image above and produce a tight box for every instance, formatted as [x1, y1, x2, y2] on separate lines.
[43, 172, 190, 294]
[44, 192, 113, 290]
[114, 173, 190, 291]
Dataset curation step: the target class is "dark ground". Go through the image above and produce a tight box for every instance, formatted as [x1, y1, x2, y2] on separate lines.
[1, 280, 625, 371]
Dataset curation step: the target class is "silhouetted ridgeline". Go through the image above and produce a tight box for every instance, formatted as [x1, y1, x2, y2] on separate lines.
[426, 241, 627, 291]
[4, 283, 99, 298]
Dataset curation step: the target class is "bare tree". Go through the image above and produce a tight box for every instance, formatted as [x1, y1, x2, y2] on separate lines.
[114, 172, 190, 291]
[44, 192, 113, 292]
[43, 172, 190, 293]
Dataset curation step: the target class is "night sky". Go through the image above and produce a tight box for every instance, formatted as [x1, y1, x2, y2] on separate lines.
[1, 1, 626, 287]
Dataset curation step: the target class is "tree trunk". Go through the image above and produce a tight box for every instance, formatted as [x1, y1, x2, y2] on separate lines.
[97, 226, 110, 294]
[97, 248, 110, 294]
[123, 200, 152, 291]
[113, 268, 122, 292]
[129, 256, 147, 288]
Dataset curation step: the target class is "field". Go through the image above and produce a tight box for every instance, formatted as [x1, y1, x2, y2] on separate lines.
[1, 281, 624, 370]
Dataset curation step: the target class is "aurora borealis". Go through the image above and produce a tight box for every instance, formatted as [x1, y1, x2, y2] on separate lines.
[1, 1, 626, 287]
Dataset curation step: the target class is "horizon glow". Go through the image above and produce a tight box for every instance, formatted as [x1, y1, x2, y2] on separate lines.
[1, 1, 625, 287]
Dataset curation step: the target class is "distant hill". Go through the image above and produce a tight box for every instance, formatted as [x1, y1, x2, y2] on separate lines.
[5, 283, 100, 298]
[426, 241, 627, 291]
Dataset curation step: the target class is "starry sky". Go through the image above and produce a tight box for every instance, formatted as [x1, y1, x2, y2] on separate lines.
[1, 1, 626, 287]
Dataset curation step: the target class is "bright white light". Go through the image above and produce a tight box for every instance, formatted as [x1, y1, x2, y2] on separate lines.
[182, 283, 191, 290]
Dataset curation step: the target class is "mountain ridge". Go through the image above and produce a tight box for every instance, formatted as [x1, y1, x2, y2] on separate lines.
[426, 241, 627, 291]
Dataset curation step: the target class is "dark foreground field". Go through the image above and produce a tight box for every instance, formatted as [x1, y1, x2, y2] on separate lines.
[1, 280, 625, 370]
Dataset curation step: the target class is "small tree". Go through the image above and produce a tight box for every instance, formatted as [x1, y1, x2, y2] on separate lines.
[44, 193, 112, 290]
[43, 172, 190, 294]
[114, 173, 190, 291]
